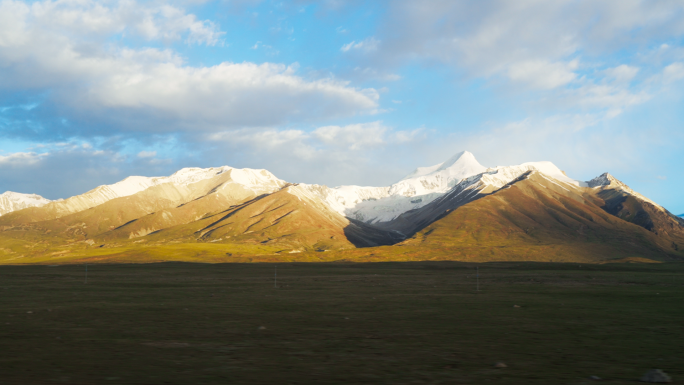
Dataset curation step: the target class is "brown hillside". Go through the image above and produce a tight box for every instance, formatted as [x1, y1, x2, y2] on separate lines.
[594, 189, 684, 252]
[0, 168, 280, 227]
[397, 172, 683, 262]
[115, 185, 397, 251]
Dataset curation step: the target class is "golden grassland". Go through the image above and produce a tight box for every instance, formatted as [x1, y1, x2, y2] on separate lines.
[0, 240, 671, 265]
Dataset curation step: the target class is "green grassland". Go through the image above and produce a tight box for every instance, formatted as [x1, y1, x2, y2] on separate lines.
[1, 262, 682, 384]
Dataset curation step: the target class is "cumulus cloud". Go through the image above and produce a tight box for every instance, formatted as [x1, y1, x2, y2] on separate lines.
[378, 1, 684, 73]
[361, 1, 684, 116]
[0, 0, 379, 139]
[204, 121, 427, 186]
[1, 0, 224, 45]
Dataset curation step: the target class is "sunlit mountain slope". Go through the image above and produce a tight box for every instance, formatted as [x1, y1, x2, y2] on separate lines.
[0, 151, 682, 264]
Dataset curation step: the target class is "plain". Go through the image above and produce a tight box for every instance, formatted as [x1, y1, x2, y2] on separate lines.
[1, 261, 682, 384]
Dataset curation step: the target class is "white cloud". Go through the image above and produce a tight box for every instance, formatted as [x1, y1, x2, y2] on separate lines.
[86, 61, 378, 128]
[137, 150, 157, 158]
[380, 1, 684, 74]
[341, 37, 380, 53]
[350, 67, 401, 82]
[507, 60, 578, 90]
[211, 121, 402, 154]
[570, 83, 651, 114]
[0, 145, 185, 199]
[604, 65, 640, 83]
[209, 128, 318, 160]
[364, 1, 684, 116]
[314, 122, 387, 150]
[0, 151, 46, 166]
[392, 128, 424, 143]
[0, 0, 379, 135]
[7, 0, 225, 45]
[662, 62, 684, 84]
[204, 122, 428, 187]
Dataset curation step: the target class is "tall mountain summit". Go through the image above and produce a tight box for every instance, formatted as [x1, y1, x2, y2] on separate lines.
[1, 151, 682, 264]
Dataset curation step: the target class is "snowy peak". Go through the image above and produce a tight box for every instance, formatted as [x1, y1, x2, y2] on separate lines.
[103, 166, 233, 199]
[587, 172, 622, 188]
[436, 151, 482, 172]
[587, 172, 664, 211]
[0, 191, 51, 216]
[485, 161, 586, 188]
[400, 151, 486, 181]
[0, 166, 286, 219]
[309, 151, 591, 224]
[88, 166, 284, 202]
[391, 151, 487, 196]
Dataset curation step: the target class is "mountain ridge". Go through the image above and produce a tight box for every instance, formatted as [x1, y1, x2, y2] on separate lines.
[0, 191, 52, 216]
[0, 151, 682, 264]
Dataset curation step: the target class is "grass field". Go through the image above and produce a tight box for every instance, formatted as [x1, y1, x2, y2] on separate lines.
[1, 262, 683, 384]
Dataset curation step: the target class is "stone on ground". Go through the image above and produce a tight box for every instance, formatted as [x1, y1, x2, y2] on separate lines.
[640, 369, 672, 383]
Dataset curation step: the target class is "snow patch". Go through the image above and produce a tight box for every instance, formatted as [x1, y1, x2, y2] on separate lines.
[587, 173, 664, 211]
[293, 151, 588, 224]
[0, 191, 51, 216]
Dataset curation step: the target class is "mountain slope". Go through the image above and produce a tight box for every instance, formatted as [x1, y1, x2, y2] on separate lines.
[587, 173, 684, 250]
[107, 185, 397, 251]
[370, 158, 584, 237]
[296, 151, 587, 225]
[397, 171, 682, 262]
[0, 167, 285, 227]
[0, 192, 51, 216]
[0, 150, 681, 264]
[0, 168, 287, 258]
[0, 167, 284, 224]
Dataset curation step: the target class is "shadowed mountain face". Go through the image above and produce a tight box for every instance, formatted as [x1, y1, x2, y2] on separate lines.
[587, 173, 684, 253]
[399, 172, 682, 262]
[0, 153, 682, 263]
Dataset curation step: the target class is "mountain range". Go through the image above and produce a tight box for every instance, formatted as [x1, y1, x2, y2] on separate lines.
[1, 151, 682, 264]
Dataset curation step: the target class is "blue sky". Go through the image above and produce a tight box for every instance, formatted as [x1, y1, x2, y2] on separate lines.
[0, 0, 683, 214]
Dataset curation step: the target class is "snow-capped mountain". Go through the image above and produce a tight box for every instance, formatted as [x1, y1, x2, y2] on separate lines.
[0, 150, 675, 231]
[0, 167, 285, 218]
[294, 151, 588, 224]
[69, 166, 285, 209]
[588, 172, 665, 211]
[0, 192, 52, 216]
[1, 149, 682, 263]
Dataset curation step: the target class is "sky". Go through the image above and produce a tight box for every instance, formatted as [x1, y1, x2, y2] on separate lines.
[0, 0, 683, 214]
